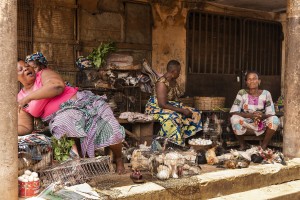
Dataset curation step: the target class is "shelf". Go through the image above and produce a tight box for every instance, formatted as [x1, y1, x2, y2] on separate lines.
[79, 86, 140, 91]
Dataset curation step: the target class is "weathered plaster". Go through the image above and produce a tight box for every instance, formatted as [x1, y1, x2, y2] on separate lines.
[283, 0, 300, 157]
[0, 0, 18, 199]
[151, 1, 188, 91]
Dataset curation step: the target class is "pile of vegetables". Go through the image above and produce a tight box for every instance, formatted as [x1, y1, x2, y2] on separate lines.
[51, 136, 75, 162]
[87, 41, 116, 69]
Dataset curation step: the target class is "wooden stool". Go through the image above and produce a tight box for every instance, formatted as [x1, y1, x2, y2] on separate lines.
[243, 129, 264, 145]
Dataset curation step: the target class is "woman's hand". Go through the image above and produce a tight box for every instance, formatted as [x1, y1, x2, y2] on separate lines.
[182, 108, 193, 118]
[18, 96, 30, 112]
[252, 111, 263, 125]
[18, 109, 33, 135]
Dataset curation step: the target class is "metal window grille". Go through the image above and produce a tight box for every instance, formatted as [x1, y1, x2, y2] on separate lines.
[243, 19, 282, 75]
[187, 12, 282, 76]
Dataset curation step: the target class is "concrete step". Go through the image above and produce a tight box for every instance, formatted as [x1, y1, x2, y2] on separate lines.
[97, 158, 300, 199]
[209, 179, 300, 200]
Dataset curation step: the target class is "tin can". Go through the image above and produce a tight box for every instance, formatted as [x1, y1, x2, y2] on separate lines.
[18, 180, 40, 198]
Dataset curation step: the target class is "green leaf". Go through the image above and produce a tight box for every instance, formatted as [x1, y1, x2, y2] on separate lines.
[54, 148, 61, 155]
[51, 136, 76, 162]
[87, 41, 116, 69]
[62, 155, 70, 162]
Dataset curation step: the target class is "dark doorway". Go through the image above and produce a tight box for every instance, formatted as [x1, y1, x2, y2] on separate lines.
[186, 12, 282, 107]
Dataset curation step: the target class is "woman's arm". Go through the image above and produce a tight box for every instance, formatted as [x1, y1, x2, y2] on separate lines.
[156, 82, 192, 117]
[231, 110, 272, 121]
[18, 70, 66, 107]
[18, 109, 34, 135]
[230, 112, 254, 119]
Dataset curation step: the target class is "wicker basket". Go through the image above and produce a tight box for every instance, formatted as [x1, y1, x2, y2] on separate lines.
[179, 97, 194, 107]
[194, 97, 225, 110]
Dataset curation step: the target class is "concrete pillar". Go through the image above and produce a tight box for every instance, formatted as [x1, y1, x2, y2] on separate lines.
[283, 0, 300, 158]
[0, 0, 18, 199]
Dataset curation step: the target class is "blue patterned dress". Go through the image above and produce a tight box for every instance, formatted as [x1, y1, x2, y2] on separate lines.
[145, 77, 202, 145]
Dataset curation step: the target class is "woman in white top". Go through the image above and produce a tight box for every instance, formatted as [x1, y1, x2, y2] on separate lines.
[230, 71, 279, 150]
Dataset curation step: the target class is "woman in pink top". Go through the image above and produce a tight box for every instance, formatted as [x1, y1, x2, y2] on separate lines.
[17, 53, 126, 174]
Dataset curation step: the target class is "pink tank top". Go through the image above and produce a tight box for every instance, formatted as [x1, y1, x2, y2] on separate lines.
[18, 70, 78, 119]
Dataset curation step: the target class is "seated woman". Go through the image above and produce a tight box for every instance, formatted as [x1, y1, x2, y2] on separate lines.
[230, 70, 280, 150]
[145, 60, 202, 145]
[17, 53, 126, 173]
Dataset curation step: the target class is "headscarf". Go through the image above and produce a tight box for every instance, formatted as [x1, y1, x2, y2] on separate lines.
[75, 56, 93, 70]
[25, 52, 48, 66]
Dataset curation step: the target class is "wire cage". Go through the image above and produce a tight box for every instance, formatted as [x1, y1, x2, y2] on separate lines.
[18, 134, 52, 175]
[18, 149, 52, 176]
[39, 156, 114, 186]
[201, 111, 231, 144]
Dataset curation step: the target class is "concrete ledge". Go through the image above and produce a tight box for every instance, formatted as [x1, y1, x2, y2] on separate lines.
[98, 158, 300, 200]
[210, 180, 300, 200]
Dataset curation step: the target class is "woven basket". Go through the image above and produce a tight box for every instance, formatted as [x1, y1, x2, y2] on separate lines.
[179, 97, 194, 107]
[194, 97, 225, 110]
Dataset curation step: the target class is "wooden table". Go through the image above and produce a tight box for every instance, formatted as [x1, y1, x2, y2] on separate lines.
[118, 118, 156, 145]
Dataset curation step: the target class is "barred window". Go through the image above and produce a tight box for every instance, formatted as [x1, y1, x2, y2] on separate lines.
[187, 12, 282, 76]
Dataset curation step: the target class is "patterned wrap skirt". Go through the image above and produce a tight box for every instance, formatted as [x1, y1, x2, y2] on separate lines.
[145, 96, 202, 145]
[43, 90, 125, 158]
[230, 114, 279, 136]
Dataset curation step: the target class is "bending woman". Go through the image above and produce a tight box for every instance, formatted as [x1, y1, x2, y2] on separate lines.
[230, 70, 279, 150]
[145, 60, 202, 145]
[17, 53, 125, 173]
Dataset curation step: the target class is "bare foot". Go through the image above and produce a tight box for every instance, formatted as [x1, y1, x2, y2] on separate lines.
[115, 158, 126, 174]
